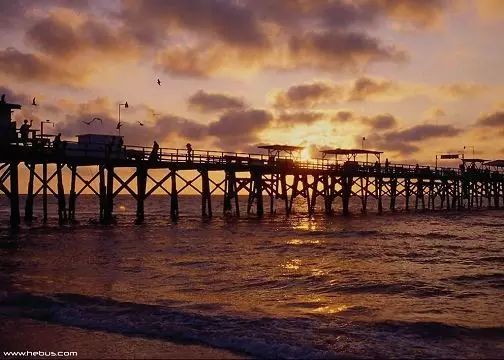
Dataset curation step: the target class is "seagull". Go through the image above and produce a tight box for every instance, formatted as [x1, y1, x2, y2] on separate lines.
[82, 117, 103, 125]
[0, 94, 5, 103]
[116, 121, 123, 130]
[157, 78, 161, 86]
[137, 121, 144, 126]
[32, 97, 38, 106]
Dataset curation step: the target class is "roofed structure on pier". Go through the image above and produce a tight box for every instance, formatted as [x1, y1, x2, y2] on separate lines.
[462, 158, 489, 169]
[320, 148, 383, 163]
[462, 158, 488, 163]
[484, 160, 504, 167]
[0, 96, 22, 142]
[258, 144, 304, 158]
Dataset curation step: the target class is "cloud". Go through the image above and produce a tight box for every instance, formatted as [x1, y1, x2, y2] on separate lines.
[348, 76, 398, 101]
[120, 0, 268, 48]
[332, 111, 356, 123]
[275, 111, 326, 126]
[0, 0, 89, 29]
[288, 31, 407, 72]
[439, 83, 488, 99]
[362, 113, 398, 130]
[425, 107, 446, 118]
[155, 43, 264, 78]
[156, 30, 407, 78]
[0, 47, 81, 84]
[25, 10, 140, 60]
[373, 0, 449, 28]
[272, 82, 342, 109]
[188, 90, 246, 113]
[476, 111, 504, 132]
[54, 97, 207, 146]
[373, 123, 462, 155]
[208, 109, 273, 148]
[0, 86, 31, 104]
[247, 0, 448, 30]
[477, 0, 504, 21]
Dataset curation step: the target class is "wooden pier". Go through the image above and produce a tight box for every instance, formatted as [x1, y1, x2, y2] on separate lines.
[1, 101, 504, 228]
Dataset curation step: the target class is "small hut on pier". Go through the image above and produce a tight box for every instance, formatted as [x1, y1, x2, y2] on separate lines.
[320, 148, 383, 165]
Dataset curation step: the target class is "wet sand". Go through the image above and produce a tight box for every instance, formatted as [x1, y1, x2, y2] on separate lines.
[0, 316, 245, 359]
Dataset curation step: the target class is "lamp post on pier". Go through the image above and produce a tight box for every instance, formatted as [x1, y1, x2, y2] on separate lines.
[40, 119, 53, 137]
[463, 145, 475, 158]
[117, 101, 129, 135]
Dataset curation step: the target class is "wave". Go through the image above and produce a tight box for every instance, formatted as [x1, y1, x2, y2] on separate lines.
[446, 273, 504, 288]
[321, 280, 453, 297]
[0, 291, 334, 359]
[1, 291, 502, 358]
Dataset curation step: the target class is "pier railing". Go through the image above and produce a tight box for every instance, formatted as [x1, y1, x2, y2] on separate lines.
[5, 139, 503, 179]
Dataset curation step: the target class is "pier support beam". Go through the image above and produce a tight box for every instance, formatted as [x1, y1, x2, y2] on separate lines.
[249, 170, 264, 217]
[136, 166, 147, 224]
[389, 178, 397, 211]
[104, 166, 114, 223]
[280, 174, 289, 214]
[56, 163, 67, 224]
[495, 181, 501, 208]
[10, 162, 20, 228]
[170, 170, 179, 220]
[68, 165, 77, 221]
[99, 166, 106, 223]
[405, 178, 411, 210]
[342, 176, 352, 216]
[377, 176, 383, 214]
[200, 170, 212, 217]
[42, 163, 48, 223]
[24, 162, 35, 222]
[324, 175, 333, 215]
[224, 170, 239, 216]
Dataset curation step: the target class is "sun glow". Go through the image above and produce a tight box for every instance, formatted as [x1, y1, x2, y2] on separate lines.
[300, 147, 313, 161]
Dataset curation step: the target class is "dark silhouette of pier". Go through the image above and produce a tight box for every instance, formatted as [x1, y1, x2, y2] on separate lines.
[1, 98, 503, 228]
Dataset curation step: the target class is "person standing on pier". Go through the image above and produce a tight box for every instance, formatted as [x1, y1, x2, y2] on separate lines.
[148, 141, 160, 162]
[53, 133, 62, 150]
[186, 143, 193, 162]
[19, 119, 33, 144]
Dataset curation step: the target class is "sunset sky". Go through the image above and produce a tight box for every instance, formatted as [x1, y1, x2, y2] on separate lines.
[1, 0, 504, 165]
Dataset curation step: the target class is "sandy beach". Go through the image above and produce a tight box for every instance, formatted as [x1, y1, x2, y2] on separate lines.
[0, 316, 245, 359]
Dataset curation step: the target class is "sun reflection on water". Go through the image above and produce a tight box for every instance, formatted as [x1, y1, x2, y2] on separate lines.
[287, 239, 321, 246]
[313, 304, 349, 314]
[281, 258, 302, 270]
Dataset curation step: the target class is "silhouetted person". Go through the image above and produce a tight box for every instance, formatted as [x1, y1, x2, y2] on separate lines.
[20, 119, 33, 144]
[149, 141, 160, 162]
[385, 158, 389, 169]
[0, 94, 5, 103]
[53, 133, 62, 149]
[186, 143, 193, 162]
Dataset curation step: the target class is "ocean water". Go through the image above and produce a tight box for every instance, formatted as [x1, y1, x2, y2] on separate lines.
[0, 195, 503, 358]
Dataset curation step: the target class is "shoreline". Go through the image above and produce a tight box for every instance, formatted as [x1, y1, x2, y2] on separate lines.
[0, 316, 246, 359]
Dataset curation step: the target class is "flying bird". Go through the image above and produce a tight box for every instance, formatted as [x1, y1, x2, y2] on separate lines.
[32, 97, 38, 106]
[157, 79, 161, 86]
[137, 121, 144, 126]
[82, 117, 103, 125]
[116, 121, 123, 130]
